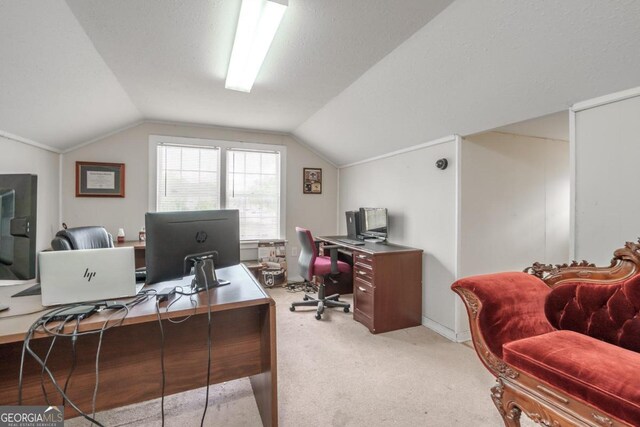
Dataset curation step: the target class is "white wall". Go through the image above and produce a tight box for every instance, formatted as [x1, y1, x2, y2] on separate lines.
[460, 132, 570, 277]
[574, 92, 640, 264]
[338, 137, 461, 340]
[0, 136, 60, 252]
[61, 122, 338, 268]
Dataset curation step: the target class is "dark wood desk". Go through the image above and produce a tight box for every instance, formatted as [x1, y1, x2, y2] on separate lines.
[318, 236, 423, 334]
[0, 264, 277, 426]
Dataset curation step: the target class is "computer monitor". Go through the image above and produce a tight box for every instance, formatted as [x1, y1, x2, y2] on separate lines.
[145, 210, 240, 284]
[359, 207, 388, 240]
[0, 174, 37, 280]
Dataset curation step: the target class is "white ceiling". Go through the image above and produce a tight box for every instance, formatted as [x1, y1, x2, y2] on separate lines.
[493, 111, 569, 142]
[0, 0, 141, 149]
[0, 0, 452, 151]
[294, 0, 640, 165]
[1, 1, 640, 162]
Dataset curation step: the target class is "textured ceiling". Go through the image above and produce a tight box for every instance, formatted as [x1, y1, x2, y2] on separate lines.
[294, 0, 640, 165]
[0, 0, 451, 151]
[1, 1, 640, 161]
[0, 0, 141, 149]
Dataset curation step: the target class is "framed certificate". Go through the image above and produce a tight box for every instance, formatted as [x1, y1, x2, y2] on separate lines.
[76, 161, 125, 197]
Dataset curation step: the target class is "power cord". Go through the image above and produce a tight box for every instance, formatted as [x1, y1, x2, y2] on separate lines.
[18, 290, 156, 426]
[154, 299, 166, 427]
[62, 318, 80, 407]
[40, 316, 72, 405]
[200, 266, 213, 427]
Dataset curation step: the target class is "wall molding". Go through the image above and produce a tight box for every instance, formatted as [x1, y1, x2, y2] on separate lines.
[572, 86, 640, 112]
[0, 130, 61, 154]
[61, 120, 145, 154]
[288, 134, 338, 168]
[422, 316, 470, 343]
[339, 134, 459, 169]
[569, 109, 577, 260]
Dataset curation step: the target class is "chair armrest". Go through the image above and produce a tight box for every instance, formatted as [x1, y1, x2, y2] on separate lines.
[452, 272, 555, 376]
[323, 245, 340, 275]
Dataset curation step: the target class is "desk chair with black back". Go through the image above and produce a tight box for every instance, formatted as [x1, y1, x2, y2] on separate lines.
[289, 227, 351, 320]
[50, 226, 114, 250]
[11, 226, 122, 298]
[51, 226, 146, 283]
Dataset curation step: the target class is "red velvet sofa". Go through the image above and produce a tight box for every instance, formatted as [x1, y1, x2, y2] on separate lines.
[452, 241, 640, 427]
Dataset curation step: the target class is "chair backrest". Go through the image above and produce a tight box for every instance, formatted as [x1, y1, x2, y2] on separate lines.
[296, 227, 317, 281]
[51, 226, 114, 251]
[545, 275, 640, 353]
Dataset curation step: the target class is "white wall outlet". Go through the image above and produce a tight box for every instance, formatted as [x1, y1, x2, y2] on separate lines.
[290, 246, 299, 257]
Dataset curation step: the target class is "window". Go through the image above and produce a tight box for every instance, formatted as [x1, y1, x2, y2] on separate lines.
[227, 149, 280, 240]
[157, 144, 220, 212]
[150, 136, 285, 241]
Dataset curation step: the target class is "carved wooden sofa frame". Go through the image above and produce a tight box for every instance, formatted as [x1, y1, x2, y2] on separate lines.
[453, 240, 640, 427]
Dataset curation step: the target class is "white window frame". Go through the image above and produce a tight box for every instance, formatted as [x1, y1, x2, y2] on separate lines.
[149, 135, 287, 241]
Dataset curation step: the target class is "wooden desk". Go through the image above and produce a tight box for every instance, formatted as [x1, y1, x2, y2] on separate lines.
[0, 264, 277, 426]
[318, 236, 423, 334]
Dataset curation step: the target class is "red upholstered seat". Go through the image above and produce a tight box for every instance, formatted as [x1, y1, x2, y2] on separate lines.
[313, 256, 350, 276]
[503, 330, 640, 426]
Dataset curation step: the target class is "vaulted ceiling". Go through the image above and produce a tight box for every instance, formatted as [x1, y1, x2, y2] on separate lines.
[1, 1, 640, 165]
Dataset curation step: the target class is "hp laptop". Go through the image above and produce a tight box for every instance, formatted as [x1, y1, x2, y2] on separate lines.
[39, 247, 137, 306]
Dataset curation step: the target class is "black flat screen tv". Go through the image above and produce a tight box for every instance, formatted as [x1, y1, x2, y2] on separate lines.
[0, 174, 37, 280]
[145, 209, 240, 284]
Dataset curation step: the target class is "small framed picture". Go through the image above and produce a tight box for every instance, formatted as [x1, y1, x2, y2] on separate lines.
[76, 161, 125, 197]
[303, 167, 322, 194]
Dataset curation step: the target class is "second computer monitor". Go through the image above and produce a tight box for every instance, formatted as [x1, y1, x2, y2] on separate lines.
[145, 209, 240, 284]
[359, 207, 388, 239]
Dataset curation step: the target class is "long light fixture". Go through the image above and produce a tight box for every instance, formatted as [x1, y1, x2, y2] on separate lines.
[225, 0, 288, 93]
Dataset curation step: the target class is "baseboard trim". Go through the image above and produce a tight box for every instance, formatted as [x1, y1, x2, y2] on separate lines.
[422, 317, 470, 343]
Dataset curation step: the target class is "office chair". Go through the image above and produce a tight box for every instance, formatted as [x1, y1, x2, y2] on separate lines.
[51, 226, 114, 250]
[289, 227, 351, 320]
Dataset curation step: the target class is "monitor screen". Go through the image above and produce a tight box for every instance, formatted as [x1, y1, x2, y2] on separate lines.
[359, 208, 388, 238]
[0, 174, 37, 280]
[145, 209, 240, 284]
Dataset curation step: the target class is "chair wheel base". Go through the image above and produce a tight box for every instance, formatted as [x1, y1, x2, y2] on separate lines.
[289, 306, 295, 312]
[315, 314, 322, 320]
[303, 296, 309, 301]
[344, 307, 350, 313]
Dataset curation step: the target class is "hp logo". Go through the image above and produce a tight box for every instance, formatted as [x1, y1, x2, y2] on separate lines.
[83, 268, 97, 282]
[195, 231, 208, 243]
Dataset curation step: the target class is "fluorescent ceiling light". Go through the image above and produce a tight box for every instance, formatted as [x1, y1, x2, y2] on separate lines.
[225, 0, 288, 93]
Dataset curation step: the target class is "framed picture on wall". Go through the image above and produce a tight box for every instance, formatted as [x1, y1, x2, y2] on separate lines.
[303, 167, 322, 194]
[76, 161, 125, 197]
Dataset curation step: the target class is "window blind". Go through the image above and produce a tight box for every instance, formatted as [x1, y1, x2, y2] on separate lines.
[226, 149, 280, 240]
[156, 144, 220, 212]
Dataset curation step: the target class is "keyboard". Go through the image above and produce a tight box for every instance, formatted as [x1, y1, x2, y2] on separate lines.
[336, 238, 365, 246]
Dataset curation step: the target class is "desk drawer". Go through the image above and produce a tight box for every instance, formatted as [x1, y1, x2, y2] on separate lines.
[353, 265, 374, 285]
[353, 251, 373, 268]
[354, 278, 374, 330]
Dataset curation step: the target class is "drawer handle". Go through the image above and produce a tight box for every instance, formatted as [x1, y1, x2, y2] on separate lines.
[536, 385, 569, 404]
[357, 270, 367, 275]
[358, 286, 367, 293]
[357, 255, 369, 259]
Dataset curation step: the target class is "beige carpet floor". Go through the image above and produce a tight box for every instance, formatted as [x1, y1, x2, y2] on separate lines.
[67, 287, 528, 426]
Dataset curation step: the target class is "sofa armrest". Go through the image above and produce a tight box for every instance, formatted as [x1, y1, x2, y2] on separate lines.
[452, 272, 555, 377]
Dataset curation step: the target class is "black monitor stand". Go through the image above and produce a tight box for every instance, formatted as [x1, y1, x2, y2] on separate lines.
[186, 254, 230, 293]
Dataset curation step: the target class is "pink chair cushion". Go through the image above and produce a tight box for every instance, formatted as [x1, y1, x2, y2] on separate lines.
[313, 256, 351, 276]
